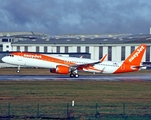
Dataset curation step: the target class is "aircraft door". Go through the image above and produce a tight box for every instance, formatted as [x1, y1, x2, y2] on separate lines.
[18, 53, 22, 61]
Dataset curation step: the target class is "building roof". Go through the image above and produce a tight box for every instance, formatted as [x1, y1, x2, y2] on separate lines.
[12, 33, 151, 44]
[0, 31, 49, 40]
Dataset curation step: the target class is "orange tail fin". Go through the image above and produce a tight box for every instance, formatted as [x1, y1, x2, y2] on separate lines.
[124, 44, 146, 65]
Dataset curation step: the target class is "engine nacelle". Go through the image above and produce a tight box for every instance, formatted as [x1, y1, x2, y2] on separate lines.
[50, 65, 70, 74]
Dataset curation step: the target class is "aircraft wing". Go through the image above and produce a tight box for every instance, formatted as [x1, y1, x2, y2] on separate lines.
[70, 54, 107, 69]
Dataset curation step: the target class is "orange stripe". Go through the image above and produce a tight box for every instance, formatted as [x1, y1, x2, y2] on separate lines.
[11, 52, 76, 66]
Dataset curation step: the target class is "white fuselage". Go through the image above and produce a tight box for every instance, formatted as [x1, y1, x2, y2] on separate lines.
[2, 55, 122, 74]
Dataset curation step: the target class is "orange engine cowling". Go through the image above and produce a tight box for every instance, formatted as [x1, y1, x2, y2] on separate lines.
[50, 65, 70, 74]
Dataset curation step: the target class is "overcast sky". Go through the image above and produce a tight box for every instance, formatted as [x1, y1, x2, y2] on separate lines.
[0, 0, 151, 35]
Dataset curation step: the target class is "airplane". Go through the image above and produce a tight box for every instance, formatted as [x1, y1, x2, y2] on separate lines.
[1, 44, 146, 78]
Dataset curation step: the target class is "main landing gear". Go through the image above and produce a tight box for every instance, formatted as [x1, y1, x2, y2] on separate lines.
[70, 70, 79, 78]
[70, 73, 79, 78]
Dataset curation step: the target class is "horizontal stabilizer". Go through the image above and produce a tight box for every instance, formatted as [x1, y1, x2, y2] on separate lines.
[132, 65, 147, 69]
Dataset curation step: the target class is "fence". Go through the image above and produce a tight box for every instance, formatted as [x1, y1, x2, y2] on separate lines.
[0, 102, 151, 119]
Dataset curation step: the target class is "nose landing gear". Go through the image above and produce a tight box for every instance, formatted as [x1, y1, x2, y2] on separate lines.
[16, 65, 20, 73]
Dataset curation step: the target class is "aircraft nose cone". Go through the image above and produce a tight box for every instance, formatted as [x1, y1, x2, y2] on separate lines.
[2, 57, 7, 62]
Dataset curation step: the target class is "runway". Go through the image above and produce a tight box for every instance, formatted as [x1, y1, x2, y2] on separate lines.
[0, 74, 151, 81]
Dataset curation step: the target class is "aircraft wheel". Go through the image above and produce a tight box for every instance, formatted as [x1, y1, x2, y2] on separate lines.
[70, 73, 74, 78]
[16, 70, 20, 73]
[74, 74, 79, 78]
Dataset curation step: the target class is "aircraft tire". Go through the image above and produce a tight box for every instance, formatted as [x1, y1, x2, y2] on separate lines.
[74, 74, 79, 78]
[16, 70, 20, 73]
[70, 73, 74, 78]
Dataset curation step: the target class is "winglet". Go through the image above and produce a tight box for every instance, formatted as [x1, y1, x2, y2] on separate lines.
[100, 54, 107, 62]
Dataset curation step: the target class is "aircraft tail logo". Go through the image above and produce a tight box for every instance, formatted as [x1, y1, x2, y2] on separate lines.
[124, 44, 146, 65]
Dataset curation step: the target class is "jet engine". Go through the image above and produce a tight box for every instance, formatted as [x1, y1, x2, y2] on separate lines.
[50, 65, 70, 74]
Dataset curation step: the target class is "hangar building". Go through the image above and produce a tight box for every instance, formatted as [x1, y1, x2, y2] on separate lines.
[0, 31, 151, 64]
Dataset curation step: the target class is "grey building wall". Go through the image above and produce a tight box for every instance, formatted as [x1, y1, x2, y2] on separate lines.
[9, 43, 151, 62]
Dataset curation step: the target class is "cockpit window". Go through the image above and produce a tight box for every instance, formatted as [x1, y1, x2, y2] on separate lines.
[6, 54, 14, 57]
[10, 55, 14, 57]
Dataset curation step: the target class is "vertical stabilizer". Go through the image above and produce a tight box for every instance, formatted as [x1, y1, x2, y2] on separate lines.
[124, 44, 146, 65]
